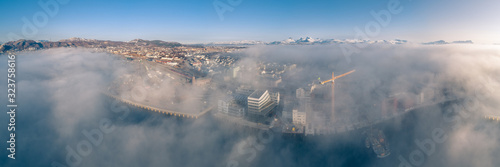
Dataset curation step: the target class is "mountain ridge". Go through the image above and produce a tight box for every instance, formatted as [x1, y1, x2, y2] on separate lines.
[0, 38, 182, 53]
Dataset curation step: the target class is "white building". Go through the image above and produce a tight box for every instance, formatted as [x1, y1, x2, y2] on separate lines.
[247, 90, 277, 122]
[161, 57, 174, 61]
[292, 109, 306, 126]
[232, 66, 240, 78]
[218, 97, 246, 118]
[294, 88, 311, 129]
[166, 62, 178, 66]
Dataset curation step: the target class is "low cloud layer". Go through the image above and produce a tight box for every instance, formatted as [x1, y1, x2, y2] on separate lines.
[0, 44, 499, 167]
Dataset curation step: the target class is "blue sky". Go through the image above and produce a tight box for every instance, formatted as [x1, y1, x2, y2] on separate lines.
[0, 0, 499, 43]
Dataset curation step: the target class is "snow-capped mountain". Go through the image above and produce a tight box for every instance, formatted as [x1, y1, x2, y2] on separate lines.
[58, 37, 98, 42]
[203, 40, 266, 45]
[422, 40, 473, 45]
[269, 37, 408, 45]
[200, 37, 476, 46]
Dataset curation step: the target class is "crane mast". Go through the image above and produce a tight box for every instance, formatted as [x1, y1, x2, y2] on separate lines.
[320, 70, 355, 122]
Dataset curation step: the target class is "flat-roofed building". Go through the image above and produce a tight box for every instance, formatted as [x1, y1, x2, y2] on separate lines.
[247, 90, 277, 122]
[218, 96, 246, 118]
[293, 108, 306, 126]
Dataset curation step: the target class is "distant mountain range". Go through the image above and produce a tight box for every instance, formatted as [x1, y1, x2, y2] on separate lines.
[422, 40, 474, 45]
[0, 37, 476, 53]
[0, 38, 182, 53]
[200, 37, 478, 46]
[269, 37, 409, 45]
[203, 40, 266, 45]
[201, 37, 409, 46]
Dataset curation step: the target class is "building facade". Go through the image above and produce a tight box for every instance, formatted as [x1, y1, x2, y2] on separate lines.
[218, 97, 246, 118]
[247, 90, 277, 122]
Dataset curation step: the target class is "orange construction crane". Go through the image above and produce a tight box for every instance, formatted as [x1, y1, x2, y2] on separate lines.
[320, 70, 355, 85]
[320, 69, 355, 122]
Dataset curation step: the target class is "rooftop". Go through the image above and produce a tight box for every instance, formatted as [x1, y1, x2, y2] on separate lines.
[248, 90, 268, 99]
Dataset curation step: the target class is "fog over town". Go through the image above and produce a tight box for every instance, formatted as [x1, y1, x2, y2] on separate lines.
[0, 43, 499, 167]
